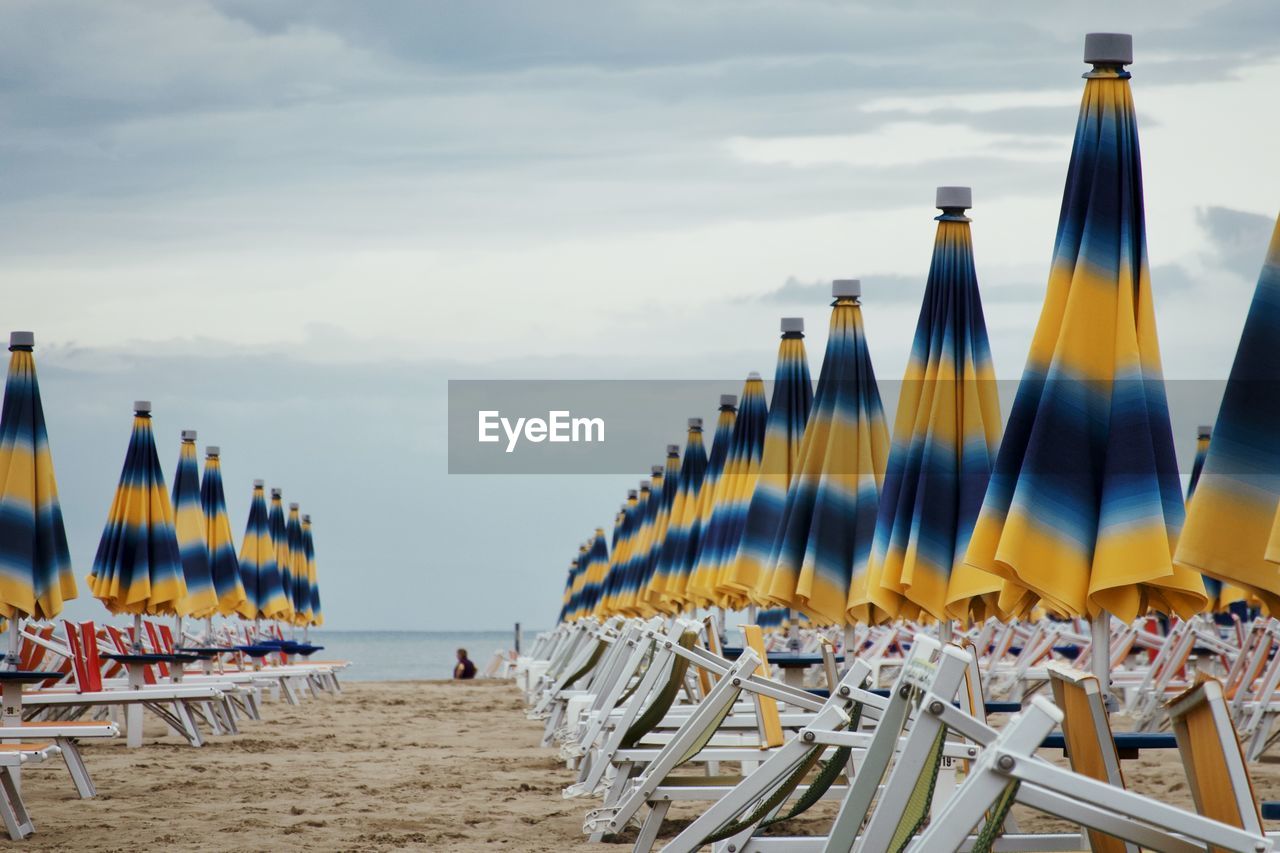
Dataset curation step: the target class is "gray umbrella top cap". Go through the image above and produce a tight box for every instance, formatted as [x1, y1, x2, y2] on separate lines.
[181, 429, 197, 441]
[133, 400, 152, 414]
[206, 446, 220, 457]
[936, 186, 972, 210]
[9, 331, 34, 348]
[832, 279, 861, 298]
[651, 465, 664, 475]
[1084, 33, 1132, 66]
[719, 394, 738, 407]
[780, 317, 804, 333]
[666, 444, 680, 456]
[688, 417, 703, 429]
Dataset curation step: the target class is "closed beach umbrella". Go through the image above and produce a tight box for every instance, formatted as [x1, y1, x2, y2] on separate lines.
[615, 481, 651, 616]
[966, 34, 1206, 629]
[763, 280, 890, 625]
[702, 373, 769, 608]
[201, 446, 246, 616]
[870, 188, 1004, 624]
[87, 401, 189, 621]
[0, 331, 76, 662]
[1176, 214, 1280, 609]
[287, 503, 311, 626]
[302, 514, 322, 627]
[171, 430, 218, 618]
[570, 541, 592, 620]
[237, 480, 288, 621]
[1184, 427, 1248, 614]
[725, 318, 814, 608]
[622, 466, 665, 615]
[669, 396, 736, 611]
[596, 490, 638, 617]
[268, 488, 295, 622]
[650, 420, 708, 611]
[637, 445, 680, 614]
[580, 528, 610, 615]
[558, 559, 579, 624]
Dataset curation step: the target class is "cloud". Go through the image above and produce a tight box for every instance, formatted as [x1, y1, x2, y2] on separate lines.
[1195, 206, 1277, 281]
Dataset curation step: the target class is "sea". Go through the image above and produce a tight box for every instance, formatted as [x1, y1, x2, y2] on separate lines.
[306, 629, 533, 681]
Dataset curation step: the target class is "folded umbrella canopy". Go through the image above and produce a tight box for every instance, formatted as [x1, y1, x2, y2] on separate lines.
[237, 480, 289, 621]
[579, 528, 610, 616]
[268, 488, 296, 623]
[612, 481, 651, 616]
[762, 280, 890, 626]
[302, 513, 322, 627]
[87, 401, 189, 620]
[287, 503, 311, 626]
[667, 396, 736, 611]
[724, 318, 814, 609]
[0, 332, 76, 663]
[649, 419, 708, 612]
[558, 558, 580, 624]
[596, 490, 638, 617]
[870, 188, 1004, 625]
[201, 446, 246, 616]
[701, 373, 769, 609]
[618, 472, 659, 616]
[635, 445, 680, 615]
[1175, 213, 1280, 609]
[171, 430, 218, 618]
[966, 34, 1206, 625]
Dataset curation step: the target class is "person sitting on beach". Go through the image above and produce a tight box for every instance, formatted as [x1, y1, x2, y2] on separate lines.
[454, 648, 477, 680]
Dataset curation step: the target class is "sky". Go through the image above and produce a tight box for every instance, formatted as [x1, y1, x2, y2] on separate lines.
[2, 1, 1278, 631]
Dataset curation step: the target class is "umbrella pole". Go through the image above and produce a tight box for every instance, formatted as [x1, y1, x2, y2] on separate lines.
[132, 614, 143, 651]
[939, 621, 953, 645]
[1090, 611, 1114, 708]
[6, 615, 20, 670]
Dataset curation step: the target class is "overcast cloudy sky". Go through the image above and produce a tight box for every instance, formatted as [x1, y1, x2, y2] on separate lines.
[3, 1, 1278, 630]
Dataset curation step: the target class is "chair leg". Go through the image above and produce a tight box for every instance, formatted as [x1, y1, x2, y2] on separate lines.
[0, 768, 34, 840]
[57, 739, 96, 799]
[173, 702, 205, 748]
[632, 800, 671, 853]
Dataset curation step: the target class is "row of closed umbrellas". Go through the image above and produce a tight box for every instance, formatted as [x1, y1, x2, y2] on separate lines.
[558, 32, 1280, 636]
[0, 337, 322, 662]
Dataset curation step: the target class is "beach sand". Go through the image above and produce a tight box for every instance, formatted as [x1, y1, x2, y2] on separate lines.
[18, 679, 1280, 850]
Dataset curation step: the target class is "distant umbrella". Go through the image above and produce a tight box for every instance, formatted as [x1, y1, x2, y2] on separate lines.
[637, 444, 681, 613]
[966, 34, 1205, 623]
[701, 373, 768, 609]
[1177, 213, 1280, 609]
[870, 188, 1004, 624]
[87, 401, 189, 618]
[762, 280, 890, 625]
[609, 483, 649, 616]
[302, 513, 322, 627]
[0, 331, 76, 664]
[558, 559, 580, 624]
[171, 430, 218, 618]
[569, 542, 592, 621]
[236, 480, 288, 621]
[725, 318, 813, 609]
[596, 490, 638, 617]
[668, 396, 736, 611]
[287, 503, 311, 626]
[268, 488, 295, 622]
[580, 528, 610, 615]
[200, 446, 246, 616]
[649, 419, 708, 613]
[621, 466, 664, 615]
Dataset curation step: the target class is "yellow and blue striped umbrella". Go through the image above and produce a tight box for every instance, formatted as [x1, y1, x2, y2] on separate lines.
[580, 528, 610, 615]
[87, 401, 189, 615]
[200, 447, 246, 616]
[636, 445, 681, 614]
[286, 503, 311, 626]
[966, 34, 1205, 622]
[0, 331, 76, 621]
[702, 373, 769, 609]
[237, 480, 289, 620]
[171, 430, 218, 618]
[697, 376, 768, 609]
[302, 513, 322, 627]
[650, 420, 708, 611]
[268, 488, 296, 622]
[596, 490, 638, 617]
[623, 462, 668, 615]
[569, 542, 592, 620]
[558, 558, 579, 623]
[724, 319, 813, 608]
[668, 397, 736, 611]
[762, 281, 890, 625]
[870, 189, 1004, 624]
[613, 482, 651, 615]
[1184, 427, 1249, 614]
[1175, 214, 1280, 610]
